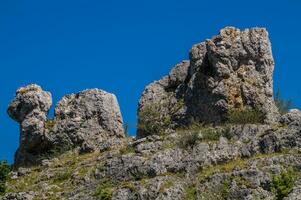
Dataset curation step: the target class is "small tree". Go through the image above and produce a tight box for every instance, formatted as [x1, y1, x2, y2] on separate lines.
[0, 160, 10, 195]
[274, 89, 292, 114]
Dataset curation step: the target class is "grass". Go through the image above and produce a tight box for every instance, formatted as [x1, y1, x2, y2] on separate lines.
[7, 170, 39, 193]
[53, 170, 72, 183]
[121, 181, 136, 192]
[6, 150, 101, 198]
[177, 124, 234, 148]
[227, 108, 265, 124]
[198, 158, 247, 182]
[119, 145, 136, 155]
[159, 180, 174, 193]
[0, 161, 10, 195]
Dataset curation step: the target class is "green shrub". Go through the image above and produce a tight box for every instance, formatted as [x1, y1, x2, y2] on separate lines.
[95, 181, 114, 200]
[178, 131, 199, 148]
[220, 180, 231, 199]
[271, 168, 296, 200]
[201, 128, 222, 142]
[274, 89, 292, 114]
[227, 108, 265, 124]
[0, 161, 10, 195]
[183, 184, 197, 200]
[137, 99, 184, 137]
[137, 103, 169, 137]
[221, 126, 234, 140]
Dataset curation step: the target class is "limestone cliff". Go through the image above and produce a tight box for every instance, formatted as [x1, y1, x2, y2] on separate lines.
[2, 27, 301, 200]
[137, 27, 279, 138]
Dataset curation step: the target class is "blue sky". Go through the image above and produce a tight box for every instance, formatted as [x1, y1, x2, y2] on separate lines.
[0, 0, 300, 163]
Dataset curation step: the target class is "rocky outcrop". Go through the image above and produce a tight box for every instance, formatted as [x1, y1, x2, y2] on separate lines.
[52, 89, 125, 153]
[4, 27, 301, 200]
[138, 27, 280, 138]
[4, 122, 301, 200]
[7, 84, 53, 167]
[280, 109, 301, 127]
[8, 85, 124, 167]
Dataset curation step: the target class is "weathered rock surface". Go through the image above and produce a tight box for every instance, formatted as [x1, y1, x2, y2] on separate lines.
[1, 192, 35, 200]
[7, 84, 53, 167]
[52, 89, 125, 153]
[7, 85, 125, 167]
[4, 27, 301, 200]
[138, 27, 280, 138]
[4, 123, 301, 200]
[280, 109, 301, 127]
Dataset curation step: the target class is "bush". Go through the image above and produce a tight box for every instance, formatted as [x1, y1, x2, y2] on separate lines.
[95, 181, 114, 200]
[178, 131, 199, 148]
[137, 103, 170, 137]
[274, 89, 292, 114]
[272, 168, 296, 200]
[227, 108, 265, 124]
[220, 180, 231, 199]
[137, 98, 184, 137]
[183, 184, 197, 200]
[0, 161, 10, 195]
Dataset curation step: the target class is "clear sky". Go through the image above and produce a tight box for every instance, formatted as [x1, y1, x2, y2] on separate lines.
[0, 0, 300, 163]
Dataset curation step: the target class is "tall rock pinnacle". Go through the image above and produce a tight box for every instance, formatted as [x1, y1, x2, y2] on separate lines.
[137, 27, 280, 138]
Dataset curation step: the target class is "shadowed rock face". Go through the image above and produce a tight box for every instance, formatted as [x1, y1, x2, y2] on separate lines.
[7, 85, 124, 167]
[137, 27, 280, 138]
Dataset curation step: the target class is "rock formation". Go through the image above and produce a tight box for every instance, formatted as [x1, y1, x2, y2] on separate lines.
[52, 89, 125, 153]
[138, 27, 279, 138]
[7, 85, 125, 167]
[3, 27, 301, 200]
[7, 84, 53, 167]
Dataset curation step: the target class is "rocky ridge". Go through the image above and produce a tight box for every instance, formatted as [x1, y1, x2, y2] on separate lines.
[2, 27, 301, 200]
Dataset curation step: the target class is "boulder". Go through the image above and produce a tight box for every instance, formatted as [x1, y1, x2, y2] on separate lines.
[280, 109, 301, 127]
[137, 27, 280, 138]
[52, 89, 125, 153]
